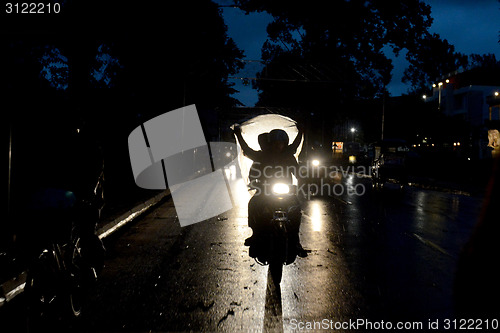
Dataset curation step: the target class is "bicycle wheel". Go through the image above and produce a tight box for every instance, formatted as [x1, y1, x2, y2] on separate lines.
[65, 238, 85, 318]
[25, 250, 58, 326]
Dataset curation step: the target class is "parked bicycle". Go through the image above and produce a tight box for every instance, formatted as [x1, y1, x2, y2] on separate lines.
[24, 173, 105, 329]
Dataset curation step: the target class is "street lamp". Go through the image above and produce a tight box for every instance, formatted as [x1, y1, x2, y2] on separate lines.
[438, 82, 443, 111]
[351, 127, 356, 142]
[433, 82, 443, 111]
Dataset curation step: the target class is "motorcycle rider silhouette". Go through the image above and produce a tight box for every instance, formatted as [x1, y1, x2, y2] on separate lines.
[248, 132, 271, 191]
[233, 125, 307, 257]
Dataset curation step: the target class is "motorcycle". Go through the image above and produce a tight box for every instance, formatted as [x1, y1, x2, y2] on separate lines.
[248, 181, 301, 285]
[371, 139, 409, 190]
[234, 114, 305, 285]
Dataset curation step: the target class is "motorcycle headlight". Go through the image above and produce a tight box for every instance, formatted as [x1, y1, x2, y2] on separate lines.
[311, 159, 320, 167]
[272, 183, 290, 195]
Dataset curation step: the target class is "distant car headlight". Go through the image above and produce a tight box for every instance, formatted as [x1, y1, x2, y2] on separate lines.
[272, 183, 290, 195]
[311, 159, 320, 167]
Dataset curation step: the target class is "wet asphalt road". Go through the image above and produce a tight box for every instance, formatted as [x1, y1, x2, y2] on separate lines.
[2, 175, 485, 332]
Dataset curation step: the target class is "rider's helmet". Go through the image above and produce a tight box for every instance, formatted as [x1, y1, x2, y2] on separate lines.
[269, 129, 289, 154]
[269, 129, 289, 145]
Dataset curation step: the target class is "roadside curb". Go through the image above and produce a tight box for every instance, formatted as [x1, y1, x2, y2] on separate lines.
[97, 189, 171, 240]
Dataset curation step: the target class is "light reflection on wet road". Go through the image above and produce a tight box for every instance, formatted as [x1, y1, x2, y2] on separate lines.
[1, 175, 484, 332]
[336, 175, 483, 323]
[84, 175, 482, 332]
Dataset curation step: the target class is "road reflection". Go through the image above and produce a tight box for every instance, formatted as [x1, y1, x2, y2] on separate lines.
[309, 201, 323, 232]
[281, 198, 362, 330]
[263, 273, 284, 333]
[226, 178, 287, 332]
[218, 173, 482, 328]
[216, 172, 347, 331]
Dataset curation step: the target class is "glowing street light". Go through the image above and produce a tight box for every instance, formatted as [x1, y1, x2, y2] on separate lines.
[438, 82, 443, 111]
[350, 127, 356, 141]
[489, 92, 500, 120]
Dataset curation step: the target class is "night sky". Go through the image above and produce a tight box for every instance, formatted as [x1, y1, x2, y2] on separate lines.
[221, 0, 500, 106]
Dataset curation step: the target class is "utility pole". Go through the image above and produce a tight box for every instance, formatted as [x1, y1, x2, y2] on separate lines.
[8, 124, 12, 217]
[381, 92, 385, 141]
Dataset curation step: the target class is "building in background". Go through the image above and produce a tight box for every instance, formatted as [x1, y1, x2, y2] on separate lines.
[425, 65, 500, 159]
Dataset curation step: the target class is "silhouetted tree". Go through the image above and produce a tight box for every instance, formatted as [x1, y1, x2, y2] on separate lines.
[403, 33, 468, 93]
[236, 0, 435, 107]
[2, 0, 244, 214]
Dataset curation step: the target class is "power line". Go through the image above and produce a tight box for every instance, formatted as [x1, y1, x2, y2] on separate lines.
[230, 59, 346, 83]
[228, 76, 344, 83]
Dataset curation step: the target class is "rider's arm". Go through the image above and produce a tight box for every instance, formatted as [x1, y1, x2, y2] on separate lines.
[287, 123, 304, 154]
[233, 126, 260, 161]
